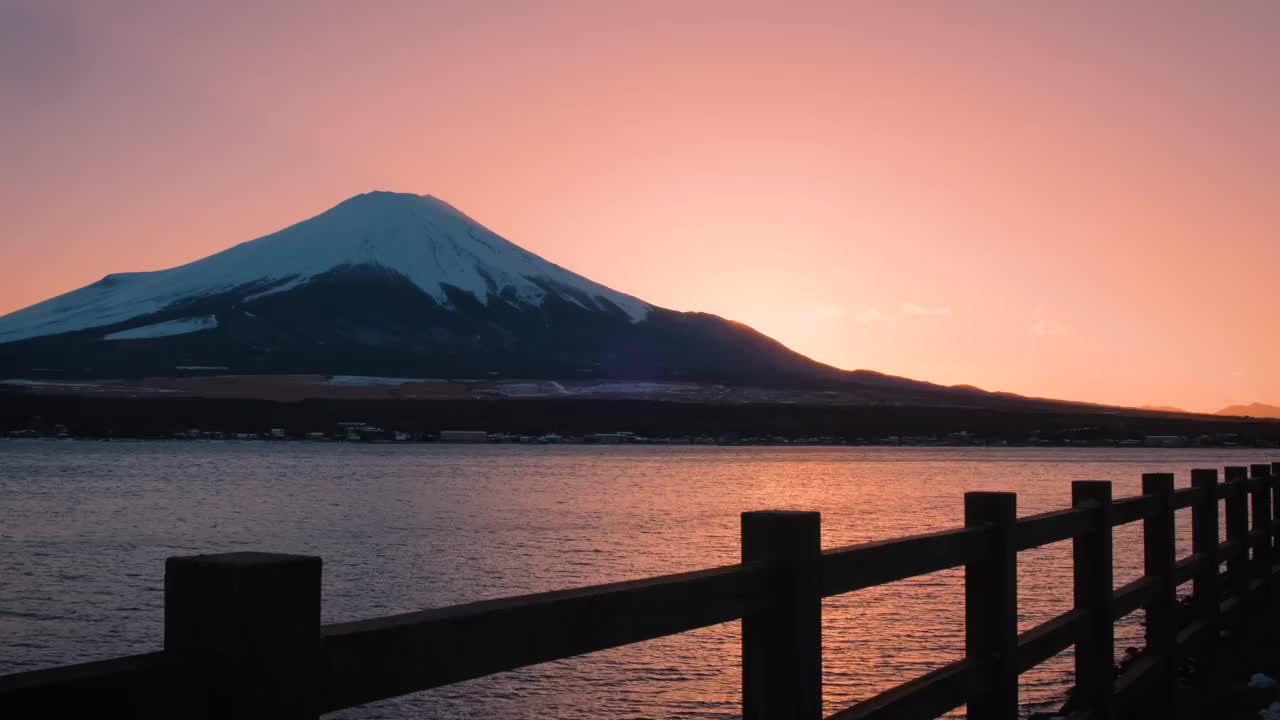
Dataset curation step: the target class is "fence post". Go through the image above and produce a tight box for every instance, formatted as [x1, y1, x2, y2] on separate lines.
[1252, 464, 1276, 616]
[964, 492, 1018, 720]
[741, 511, 822, 720]
[1073, 480, 1114, 719]
[1141, 473, 1176, 708]
[1224, 467, 1249, 626]
[1273, 462, 1280, 559]
[165, 552, 322, 720]
[1272, 461, 1280, 551]
[1190, 469, 1220, 690]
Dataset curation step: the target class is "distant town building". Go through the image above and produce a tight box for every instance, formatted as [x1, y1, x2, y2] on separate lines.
[588, 432, 635, 444]
[333, 421, 385, 441]
[439, 430, 488, 443]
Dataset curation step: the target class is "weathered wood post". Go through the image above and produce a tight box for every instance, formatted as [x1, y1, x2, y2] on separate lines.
[1189, 469, 1221, 690]
[1142, 473, 1176, 708]
[1073, 481, 1114, 719]
[1272, 462, 1280, 550]
[1224, 467, 1250, 625]
[964, 491, 1018, 720]
[165, 552, 322, 720]
[742, 511, 822, 720]
[1252, 464, 1276, 616]
[1269, 461, 1280, 545]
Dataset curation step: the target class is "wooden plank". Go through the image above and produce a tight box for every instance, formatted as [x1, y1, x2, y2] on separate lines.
[1176, 619, 1211, 650]
[1250, 465, 1275, 615]
[965, 492, 1018, 720]
[1221, 595, 1242, 622]
[166, 552, 322, 720]
[1273, 466, 1280, 616]
[1172, 552, 1208, 586]
[320, 561, 772, 712]
[1190, 468, 1221, 691]
[1219, 539, 1244, 562]
[742, 511, 823, 720]
[0, 652, 187, 718]
[1140, 473, 1176, 714]
[1073, 480, 1115, 719]
[1111, 494, 1158, 527]
[1273, 462, 1280, 544]
[1015, 507, 1092, 551]
[1112, 576, 1157, 621]
[1015, 609, 1084, 674]
[819, 525, 990, 597]
[1224, 468, 1250, 625]
[825, 659, 985, 720]
[1172, 486, 1204, 510]
[1111, 654, 1164, 714]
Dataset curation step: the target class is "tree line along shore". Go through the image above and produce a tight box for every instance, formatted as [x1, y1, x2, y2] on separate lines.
[2, 392, 1277, 447]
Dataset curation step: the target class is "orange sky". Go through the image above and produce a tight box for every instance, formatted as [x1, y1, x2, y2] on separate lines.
[1, 1, 1276, 413]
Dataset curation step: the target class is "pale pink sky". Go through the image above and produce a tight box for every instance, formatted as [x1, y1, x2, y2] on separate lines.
[1, 1, 1277, 412]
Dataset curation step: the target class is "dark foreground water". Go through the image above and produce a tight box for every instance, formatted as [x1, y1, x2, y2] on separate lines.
[0, 441, 1270, 718]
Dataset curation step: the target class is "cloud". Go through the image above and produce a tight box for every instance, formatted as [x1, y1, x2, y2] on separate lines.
[810, 301, 847, 320]
[900, 302, 952, 317]
[856, 307, 899, 327]
[1029, 320, 1072, 337]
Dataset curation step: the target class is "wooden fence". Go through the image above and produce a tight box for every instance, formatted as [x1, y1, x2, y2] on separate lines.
[2, 461, 1279, 719]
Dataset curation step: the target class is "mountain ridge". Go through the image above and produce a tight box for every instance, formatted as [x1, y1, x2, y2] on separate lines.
[0, 191, 1229, 418]
[1217, 402, 1280, 419]
[1, 191, 899, 392]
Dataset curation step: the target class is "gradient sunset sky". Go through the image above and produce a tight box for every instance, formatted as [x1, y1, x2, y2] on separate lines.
[1, 1, 1276, 413]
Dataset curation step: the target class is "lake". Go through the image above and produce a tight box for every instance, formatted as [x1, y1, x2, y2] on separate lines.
[0, 441, 1269, 718]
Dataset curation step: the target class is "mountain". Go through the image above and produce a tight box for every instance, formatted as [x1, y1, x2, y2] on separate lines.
[0, 192, 647, 344]
[1139, 405, 1189, 414]
[0, 191, 954, 396]
[1217, 403, 1280, 419]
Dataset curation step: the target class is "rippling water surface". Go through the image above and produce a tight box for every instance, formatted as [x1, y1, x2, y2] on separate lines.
[0, 441, 1270, 717]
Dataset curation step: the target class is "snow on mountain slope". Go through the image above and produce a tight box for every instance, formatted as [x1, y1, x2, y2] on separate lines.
[101, 315, 219, 341]
[0, 192, 651, 343]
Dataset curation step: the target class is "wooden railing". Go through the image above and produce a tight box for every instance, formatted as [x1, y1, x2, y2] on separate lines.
[3, 461, 1280, 719]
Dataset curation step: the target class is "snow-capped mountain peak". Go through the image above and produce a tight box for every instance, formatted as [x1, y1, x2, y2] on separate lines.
[0, 191, 651, 343]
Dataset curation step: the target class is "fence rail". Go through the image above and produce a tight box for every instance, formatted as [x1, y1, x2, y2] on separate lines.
[2, 461, 1280, 719]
